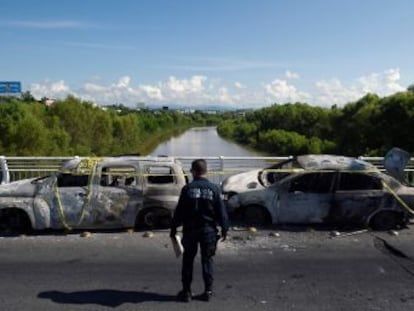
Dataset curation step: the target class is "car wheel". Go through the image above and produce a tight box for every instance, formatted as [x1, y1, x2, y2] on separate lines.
[243, 205, 269, 226]
[0, 209, 31, 234]
[137, 208, 171, 229]
[370, 211, 402, 231]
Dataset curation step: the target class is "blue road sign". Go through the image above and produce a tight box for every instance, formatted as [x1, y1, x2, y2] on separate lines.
[0, 81, 22, 94]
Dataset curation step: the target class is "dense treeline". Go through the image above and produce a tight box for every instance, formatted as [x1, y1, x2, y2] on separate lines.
[0, 95, 218, 156]
[4, 89, 414, 157]
[217, 89, 414, 156]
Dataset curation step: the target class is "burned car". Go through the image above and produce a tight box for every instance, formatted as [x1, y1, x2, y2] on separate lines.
[225, 152, 414, 230]
[222, 147, 412, 199]
[222, 156, 300, 200]
[0, 156, 187, 232]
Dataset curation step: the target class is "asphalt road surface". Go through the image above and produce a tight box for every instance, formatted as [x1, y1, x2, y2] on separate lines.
[1, 226, 414, 311]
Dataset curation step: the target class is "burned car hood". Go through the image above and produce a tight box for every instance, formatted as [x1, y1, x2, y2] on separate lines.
[221, 169, 262, 194]
[0, 178, 37, 197]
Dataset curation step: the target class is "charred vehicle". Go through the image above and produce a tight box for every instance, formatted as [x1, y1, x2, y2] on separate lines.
[222, 156, 302, 200]
[222, 148, 412, 200]
[225, 151, 414, 230]
[0, 156, 9, 185]
[0, 156, 187, 232]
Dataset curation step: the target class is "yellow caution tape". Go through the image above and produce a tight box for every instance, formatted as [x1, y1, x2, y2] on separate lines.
[381, 180, 414, 215]
[77, 157, 104, 171]
[53, 161, 99, 230]
[53, 183, 72, 231]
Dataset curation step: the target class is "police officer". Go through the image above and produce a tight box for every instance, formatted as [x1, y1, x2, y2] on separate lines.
[170, 159, 229, 302]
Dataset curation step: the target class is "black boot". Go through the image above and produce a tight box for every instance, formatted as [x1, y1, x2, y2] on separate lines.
[177, 289, 192, 302]
[200, 290, 213, 301]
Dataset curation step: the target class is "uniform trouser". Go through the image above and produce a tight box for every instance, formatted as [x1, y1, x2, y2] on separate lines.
[181, 230, 218, 292]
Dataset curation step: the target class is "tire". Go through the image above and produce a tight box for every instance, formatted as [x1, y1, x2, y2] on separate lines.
[137, 208, 171, 229]
[370, 211, 402, 231]
[243, 205, 270, 226]
[0, 209, 32, 234]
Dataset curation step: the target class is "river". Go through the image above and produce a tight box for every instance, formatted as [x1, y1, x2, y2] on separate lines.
[150, 126, 261, 157]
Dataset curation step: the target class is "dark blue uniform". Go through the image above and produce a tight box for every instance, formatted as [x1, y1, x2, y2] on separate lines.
[171, 176, 229, 293]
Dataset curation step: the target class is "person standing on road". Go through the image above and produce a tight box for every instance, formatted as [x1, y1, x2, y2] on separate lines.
[170, 159, 229, 302]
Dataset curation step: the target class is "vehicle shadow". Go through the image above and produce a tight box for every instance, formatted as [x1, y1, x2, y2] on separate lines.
[37, 289, 176, 307]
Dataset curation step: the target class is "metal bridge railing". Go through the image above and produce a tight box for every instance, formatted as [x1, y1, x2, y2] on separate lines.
[3, 155, 414, 185]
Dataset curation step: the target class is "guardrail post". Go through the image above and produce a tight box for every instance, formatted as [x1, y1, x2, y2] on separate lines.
[219, 156, 224, 184]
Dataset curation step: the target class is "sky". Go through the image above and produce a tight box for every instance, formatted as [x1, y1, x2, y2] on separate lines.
[1, 0, 414, 109]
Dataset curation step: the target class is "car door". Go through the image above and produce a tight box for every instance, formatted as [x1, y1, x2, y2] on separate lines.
[331, 172, 384, 224]
[276, 172, 335, 224]
[142, 164, 180, 209]
[92, 164, 141, 228]
[52, 172, 90, 229]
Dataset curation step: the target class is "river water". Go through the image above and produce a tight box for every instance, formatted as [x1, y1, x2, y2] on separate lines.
[150, 126, 261, 157]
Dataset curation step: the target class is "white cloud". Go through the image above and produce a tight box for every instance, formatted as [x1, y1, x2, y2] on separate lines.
[358, 68, 404, 95]
[2, 20, 93, 29]
[314, 79, 361, 107]
[285, 70, 300, 80]
[83, 82, 106, 93]
[28, 68, 408, 109]
[139, 85, 163, 100]
[115, 76, 131, 88]
[234, 82, 245, 89]
[166, 76, 206, 94]
[314, 68, 405, 107]
[265, 79, 311, 104]
[218, 87, 233, 104]
[30, 80, 71, 99]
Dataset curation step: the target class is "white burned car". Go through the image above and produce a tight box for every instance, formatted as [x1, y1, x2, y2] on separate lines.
[0, 156, 187, 232]
[225, 151, 414, 230]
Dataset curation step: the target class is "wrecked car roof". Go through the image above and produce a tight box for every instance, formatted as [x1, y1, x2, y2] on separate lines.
[60, 156, 181, 172]
[295, 155, 377, 171]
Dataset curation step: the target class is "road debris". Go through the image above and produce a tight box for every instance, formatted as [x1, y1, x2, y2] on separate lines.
[388, 230, 399, 236]
[80, 231, 92, 238]
[248, 227, 257, 233]
[269, 232, 280, 237]
[232, 226, 246, 231]
[330, 229, 369, 238]
[330, 231, 341, 237]
[232, 235, 244, 241]
[281, 244, 296, 252]
[143, 231, 154, 238]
